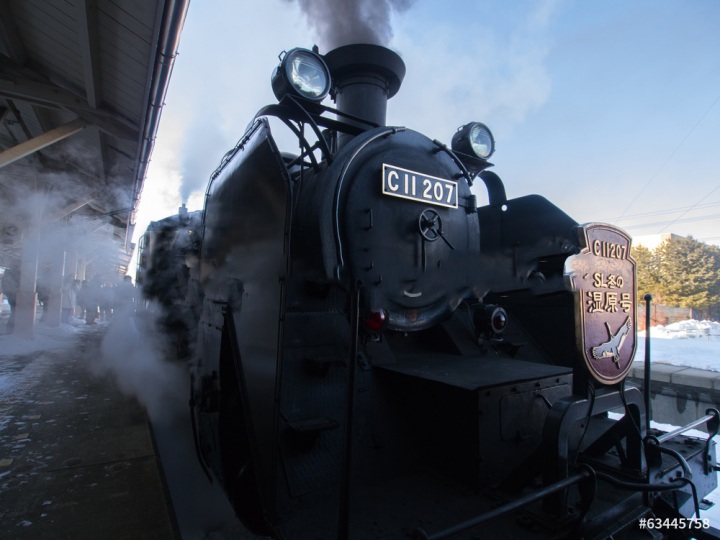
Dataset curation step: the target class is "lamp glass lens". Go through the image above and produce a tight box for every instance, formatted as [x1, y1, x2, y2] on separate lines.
[470, 124, 493, 159]
[288, 54, 328, 99]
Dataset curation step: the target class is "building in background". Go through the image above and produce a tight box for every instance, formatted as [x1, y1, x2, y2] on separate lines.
[633, 233, 684, 250]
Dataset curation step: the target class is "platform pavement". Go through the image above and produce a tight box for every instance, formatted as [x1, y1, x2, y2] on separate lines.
[627, 360, 720, 434]
[629, 361, 720, 391]
[0, 321, 179, 539]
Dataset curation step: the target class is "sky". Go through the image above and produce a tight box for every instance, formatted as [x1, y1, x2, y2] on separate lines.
[131, 0, 720, 275]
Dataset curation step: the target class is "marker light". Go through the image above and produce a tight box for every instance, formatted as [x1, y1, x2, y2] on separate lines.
[474, 304, 507, 340]
[490, 307, 507, 333]
[363, 309, 388, 332]
[271, 48, 332, 102]
[451, 122, 495, 160]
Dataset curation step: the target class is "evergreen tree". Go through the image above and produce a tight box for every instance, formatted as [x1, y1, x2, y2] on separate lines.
[649, 236, 720, 310]
[631, 244, 659, 300]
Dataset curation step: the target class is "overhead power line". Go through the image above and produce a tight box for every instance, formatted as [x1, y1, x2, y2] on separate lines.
[614, 92, 720, 223]
[607, 201, 720, 223]
[660, 184, 720, 233]
[619, 212, 720, 232]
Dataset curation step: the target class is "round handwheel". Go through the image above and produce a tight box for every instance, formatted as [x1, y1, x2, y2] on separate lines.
[418, 208, 443, 242]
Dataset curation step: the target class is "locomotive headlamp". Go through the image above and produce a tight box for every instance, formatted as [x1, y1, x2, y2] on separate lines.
[451, 122, 495, 160]
[271, 48, 332, 102]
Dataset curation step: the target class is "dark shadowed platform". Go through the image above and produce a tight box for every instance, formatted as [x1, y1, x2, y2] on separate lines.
[0, 324, 179, 539]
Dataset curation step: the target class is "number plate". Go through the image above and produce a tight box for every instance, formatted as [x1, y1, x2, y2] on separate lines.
[382, 164, 458, 208]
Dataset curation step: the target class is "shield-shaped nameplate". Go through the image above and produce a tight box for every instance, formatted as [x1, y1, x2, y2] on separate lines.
[564, 223, 637, 385]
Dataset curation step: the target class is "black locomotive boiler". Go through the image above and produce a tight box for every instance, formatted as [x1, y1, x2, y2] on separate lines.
[141, 44, 720, 539]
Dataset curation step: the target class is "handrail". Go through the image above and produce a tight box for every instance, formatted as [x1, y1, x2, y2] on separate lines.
[411, 470, 591, 540]
[656, 409, 719, 444]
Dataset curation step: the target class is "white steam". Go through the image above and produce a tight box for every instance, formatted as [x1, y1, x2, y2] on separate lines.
[179, 106, 229, 203]
[285, 0, 416, 50]
[96, 307, 187, 425]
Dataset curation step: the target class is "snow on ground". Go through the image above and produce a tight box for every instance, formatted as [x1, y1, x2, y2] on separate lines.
[0, 318, 88, 397]
[637, 319, 720, 372]
[0, 310, 186, 426]
[0, 319, 85, 357]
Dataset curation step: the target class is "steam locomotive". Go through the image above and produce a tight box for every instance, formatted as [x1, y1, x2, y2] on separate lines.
[139, 44, 720, 539]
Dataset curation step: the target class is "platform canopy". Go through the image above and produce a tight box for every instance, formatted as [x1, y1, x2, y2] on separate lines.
[0, 0, 189, 277]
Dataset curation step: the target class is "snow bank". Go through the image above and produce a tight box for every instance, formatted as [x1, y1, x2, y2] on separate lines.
[640, 319, 720, 340]
[636, 319, 720, 373]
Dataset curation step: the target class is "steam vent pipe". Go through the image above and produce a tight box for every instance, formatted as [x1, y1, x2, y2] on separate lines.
[324, 44, 406, 146]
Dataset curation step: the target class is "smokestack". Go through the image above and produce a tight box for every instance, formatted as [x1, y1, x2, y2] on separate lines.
[324, 44, 405, 144]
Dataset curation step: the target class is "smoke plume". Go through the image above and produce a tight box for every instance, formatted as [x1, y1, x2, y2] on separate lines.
[97, 307, 187, 424]
[285, 0, 415, 50]
[179, 106, 228, 204]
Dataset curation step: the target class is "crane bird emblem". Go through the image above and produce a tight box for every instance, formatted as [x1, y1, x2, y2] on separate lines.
[591, 316, 632, 367]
